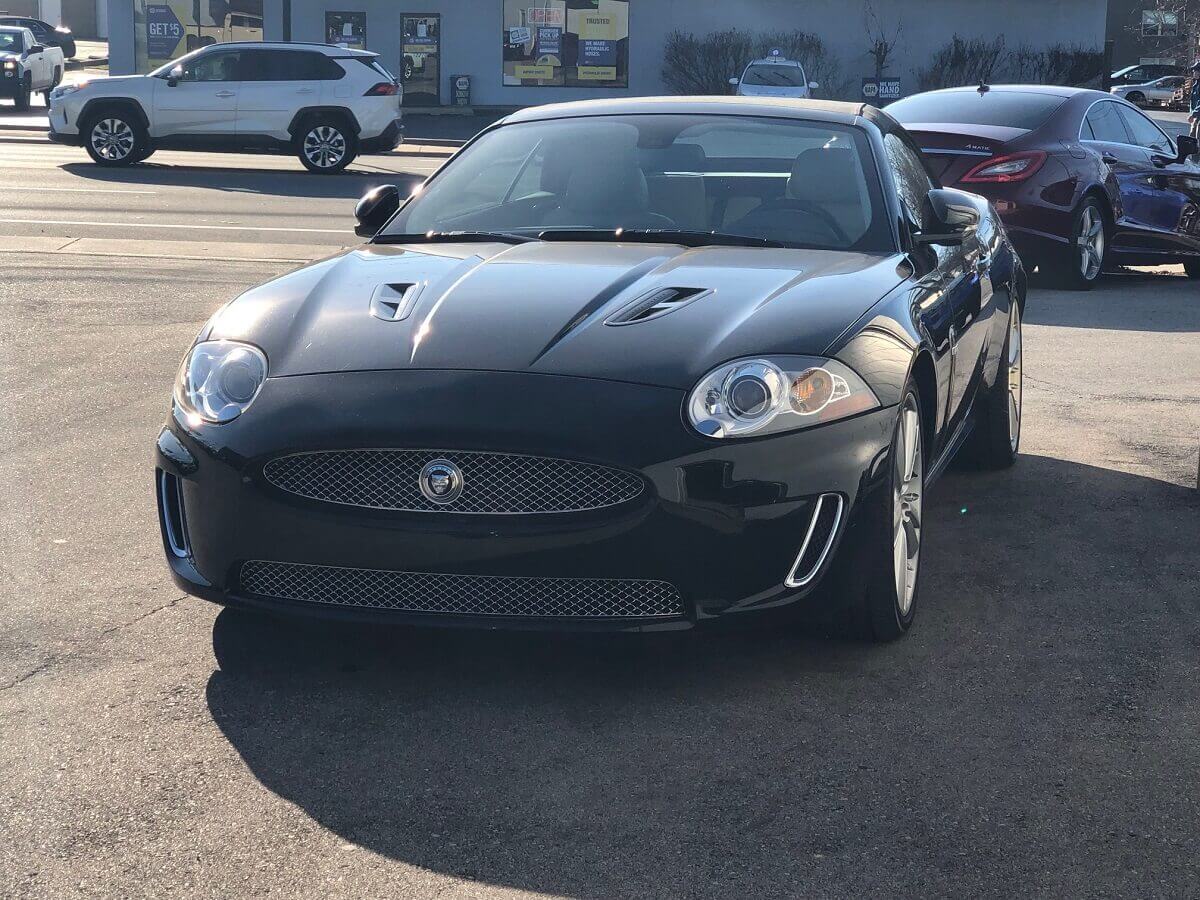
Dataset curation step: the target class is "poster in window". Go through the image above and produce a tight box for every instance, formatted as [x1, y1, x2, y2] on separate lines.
[503, 0, 629, 88]
[326, 11, 366, 51]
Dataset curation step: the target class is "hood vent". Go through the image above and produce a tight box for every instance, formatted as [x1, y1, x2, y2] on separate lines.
[605, 287, 709, 326]
[370, 282, 423, 322]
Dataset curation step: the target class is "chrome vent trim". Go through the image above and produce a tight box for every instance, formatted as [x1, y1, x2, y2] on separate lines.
[370, 282, 423, 322]
[263, 449, 647, 514]
[157, 469, 190, 559]
[784, 493, 844, 588]
[605, 287, 709, 326]
[239, 560, 685, 619]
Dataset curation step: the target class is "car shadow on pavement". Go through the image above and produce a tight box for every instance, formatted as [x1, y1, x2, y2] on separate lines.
[58, 161, 425, 200]
[1027, 268, 1200, 333]
[205, 454, 1199, 897]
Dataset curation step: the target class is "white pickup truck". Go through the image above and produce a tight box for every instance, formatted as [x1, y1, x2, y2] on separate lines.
[0, 25, 65, 110]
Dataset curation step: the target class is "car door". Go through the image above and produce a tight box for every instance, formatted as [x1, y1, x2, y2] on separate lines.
[1114, 102, 1200, 258]
[1081, 99, 1161, 251]
[235, 49, 321, 139]
[152, 47, 241, 137]
[884, 131, 991, 436]
[20, 27, 46, 84]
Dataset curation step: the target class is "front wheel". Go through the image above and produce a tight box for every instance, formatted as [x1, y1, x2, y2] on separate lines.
[829, 387, 925, 642]
[83, 113, 146, 166]
[963, 298, 1022, 468]
[13, 74, 31, 111]
[297, 119, 357, 173]
[1043, 198, 1107, 291]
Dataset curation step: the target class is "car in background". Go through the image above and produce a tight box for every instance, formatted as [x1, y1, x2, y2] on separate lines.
[887, 85, 1200, 289]
[47, 41, 402, 173]
[0, 25, 65, 110]
[1111, 75, 1188, 107]
[157, 97, 1026, 642]
[729, 53, 818, 99]
[0, 15, 75, 58]
[1110, 63, 1182, 86]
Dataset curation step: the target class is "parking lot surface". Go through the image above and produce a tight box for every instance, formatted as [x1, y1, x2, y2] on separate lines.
[1, 136, 1199, 899]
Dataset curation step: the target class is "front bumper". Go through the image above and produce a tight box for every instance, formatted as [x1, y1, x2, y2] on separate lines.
[155, 370, 894, 631]
[0, 68, 22, 98]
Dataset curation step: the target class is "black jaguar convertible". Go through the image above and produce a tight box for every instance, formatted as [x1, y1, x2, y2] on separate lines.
[156, 97, 1025, 641]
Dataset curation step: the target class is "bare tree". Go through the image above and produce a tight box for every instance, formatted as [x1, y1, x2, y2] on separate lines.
[863, 0, 903, 80]
[1127, 0, 1200, 65]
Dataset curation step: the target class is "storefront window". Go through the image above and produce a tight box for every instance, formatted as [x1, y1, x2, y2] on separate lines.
[502, 0, 629, 89]
[325, 11, 366, 51]
[135, 0, 263, 73]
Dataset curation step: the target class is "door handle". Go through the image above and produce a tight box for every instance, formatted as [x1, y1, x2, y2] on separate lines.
[297, 88, 315, 94]
[215, 90, 235, 98]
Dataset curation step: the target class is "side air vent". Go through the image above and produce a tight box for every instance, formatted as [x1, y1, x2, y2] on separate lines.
[605, 287, 709, 326]
[156, 469, 191, 559]
[784, 493, 844, 589]
[370, 282, 423, 322]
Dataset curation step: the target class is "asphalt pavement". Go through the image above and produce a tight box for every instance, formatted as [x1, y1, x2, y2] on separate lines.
[1, 130, 1200, 899]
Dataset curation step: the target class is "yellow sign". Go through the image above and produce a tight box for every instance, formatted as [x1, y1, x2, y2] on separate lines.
[576, 66, 617, 80]
[515, 64, 555, 80]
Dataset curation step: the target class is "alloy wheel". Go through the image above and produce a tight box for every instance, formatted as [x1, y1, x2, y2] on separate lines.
[892, 395, 923, 616]
[303, 126, 347, 169]
[1007, 302, 1023, 452]
[1077, 205, 1105, 281]
[91, 118, 135, 161]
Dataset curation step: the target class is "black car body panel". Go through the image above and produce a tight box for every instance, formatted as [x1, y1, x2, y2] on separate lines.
[157, 96, 1024, 631]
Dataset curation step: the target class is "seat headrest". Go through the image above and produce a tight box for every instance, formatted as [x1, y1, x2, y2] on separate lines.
[787, 148, 863, 202]
[563, 150, 649, 211]
[640, 142, 707, 174]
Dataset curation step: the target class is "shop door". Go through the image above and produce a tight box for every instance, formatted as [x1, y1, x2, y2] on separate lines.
[401, 14, 440, 106]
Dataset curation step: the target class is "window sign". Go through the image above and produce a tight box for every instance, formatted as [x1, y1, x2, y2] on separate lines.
[146, 3, 185, 60]
[325, 11, 366, 51]
[503, 0, 629, 88]
[137, 0, 263, 72]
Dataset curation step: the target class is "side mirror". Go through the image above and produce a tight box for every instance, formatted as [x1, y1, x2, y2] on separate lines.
[167, 64, 183, 87]
[1174, 134, 1198, 163]
[728, 77, 739, 86]
[913, 188, 981, 247]
[355, 184, 401, 237]
[28, 44, 45, 54]
[808, 81, 820, 90]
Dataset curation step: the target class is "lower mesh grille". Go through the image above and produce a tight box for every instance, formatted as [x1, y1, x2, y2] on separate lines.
[239, 560, 684, 619]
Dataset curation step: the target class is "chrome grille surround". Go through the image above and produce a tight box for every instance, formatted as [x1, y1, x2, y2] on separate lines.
[262, 449, 646, 514]
[239, 560, 684, 619]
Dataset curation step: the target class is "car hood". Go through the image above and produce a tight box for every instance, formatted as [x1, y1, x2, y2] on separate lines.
[206, 242, 905, 389]
[0, 51, 20, 61]
[76, 74, 148, 90]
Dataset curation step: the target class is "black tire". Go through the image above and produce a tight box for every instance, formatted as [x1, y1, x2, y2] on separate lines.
[828, 385, 926, 642]
[296, 117, 358, 174]
[1185, 258, 1200, 280]
[82, 109, 147, 167]
[13, 74, 31, 111]
[963, 298, 1023, 469]
[60, 39, 76, 58]
[128, 145, 156, 164]
[1125, 91, 1145, 105]
[1043, 197, 1108, 291]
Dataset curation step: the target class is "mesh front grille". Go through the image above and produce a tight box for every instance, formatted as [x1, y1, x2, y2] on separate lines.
[239, 560, 684, 619]
[262, 449, 645, 514]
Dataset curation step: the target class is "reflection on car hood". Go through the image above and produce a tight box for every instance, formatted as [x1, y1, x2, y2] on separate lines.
[207, 242, 905, 389]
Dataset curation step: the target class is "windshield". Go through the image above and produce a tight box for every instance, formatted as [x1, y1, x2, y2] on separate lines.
[149, 47, 207, 76]
[887, 91, 1067, 130]
[0, 30, 25, 53]
[741, 64, 807, 87]
[381, 114, 892, 252]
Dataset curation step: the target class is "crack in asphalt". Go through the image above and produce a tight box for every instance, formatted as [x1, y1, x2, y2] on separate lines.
[1, 594, 188, 693]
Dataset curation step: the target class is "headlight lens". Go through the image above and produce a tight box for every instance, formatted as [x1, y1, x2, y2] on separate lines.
[3, 61, 15, 71]
[687, 356, 879, 438]
[50, 82, 81, 99]
[174, 340, 267, 424]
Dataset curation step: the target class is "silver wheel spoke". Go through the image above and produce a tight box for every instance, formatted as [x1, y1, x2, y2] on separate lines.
[1007, 302, 1023, 450]
[892, 397, 923, 616]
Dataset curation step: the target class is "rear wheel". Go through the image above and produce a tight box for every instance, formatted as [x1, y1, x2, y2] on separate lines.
[83, 112, 146, 166]
[1125, 91, 1145, 106]
[830, 387, 925, 642]
[1044, 197, 1107, 291]
[296, 117, 357, 174]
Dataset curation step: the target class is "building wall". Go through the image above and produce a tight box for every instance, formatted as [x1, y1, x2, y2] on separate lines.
[111, 0, 1109, 105]
[1107, 0, 1198, 67]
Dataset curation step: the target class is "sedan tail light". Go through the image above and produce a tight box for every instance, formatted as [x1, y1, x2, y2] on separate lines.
[960, 151, 1048, 184]
[364, 82, 400, 96]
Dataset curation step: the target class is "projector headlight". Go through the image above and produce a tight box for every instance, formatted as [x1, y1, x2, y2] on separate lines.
[174, 340, 268, 424]
[687, 356, 879, 438]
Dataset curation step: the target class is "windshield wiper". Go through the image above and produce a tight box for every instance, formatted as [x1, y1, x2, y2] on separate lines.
[373, 230, 538, 245]
[537, 229, 786, 249]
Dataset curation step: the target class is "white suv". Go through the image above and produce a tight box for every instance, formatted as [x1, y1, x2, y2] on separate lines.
[48, 42, 403, 173]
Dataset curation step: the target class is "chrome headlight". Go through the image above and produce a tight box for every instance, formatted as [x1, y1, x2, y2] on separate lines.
[50, 82, 82, 99]
[174, 340, 267, 424]
[687, 356, 879, 438]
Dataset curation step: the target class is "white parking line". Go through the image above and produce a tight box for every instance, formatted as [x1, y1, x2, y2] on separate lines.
[1, 186, 159, 194]
[0, 217, 346, 234]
